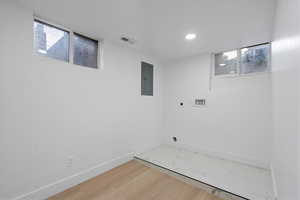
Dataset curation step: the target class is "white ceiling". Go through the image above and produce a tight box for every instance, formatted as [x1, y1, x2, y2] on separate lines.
[19, 0, 276, 61]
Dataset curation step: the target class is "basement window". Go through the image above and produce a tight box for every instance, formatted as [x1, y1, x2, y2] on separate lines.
[33, 18, 100, 68]
[34, 20, 70, 62]
[214, 43, 271, 76]
[215, 50, 238, 76]
[240, 43, 270, 74]
[73, 33, 98, 68]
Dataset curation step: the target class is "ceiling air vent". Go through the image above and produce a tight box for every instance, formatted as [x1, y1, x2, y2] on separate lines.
[121, 36, 136, 45]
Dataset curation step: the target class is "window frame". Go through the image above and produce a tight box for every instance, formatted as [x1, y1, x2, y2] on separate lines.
[214, 49, 239, 77]
[33, 16, 103, 69]
[33, 18, 71, 62]
[73, 32, 99, 68]
[212, 42, 272, 78]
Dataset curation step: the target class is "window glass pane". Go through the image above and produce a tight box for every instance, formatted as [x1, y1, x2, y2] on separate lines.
[34, 20, 69, 62]
[215, 50, 238, 76]
[73, 33, 98, 68]
[240, 44, 270, 74]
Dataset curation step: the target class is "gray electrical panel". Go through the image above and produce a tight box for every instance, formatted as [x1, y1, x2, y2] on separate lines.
[141, 62, 154, 96]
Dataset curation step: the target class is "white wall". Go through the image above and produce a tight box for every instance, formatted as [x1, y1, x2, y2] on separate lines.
[271, 0, 300, 199]
[2, 1, 299, 200]
[0, 1, 163, 199]
[163, 54, 273, 168]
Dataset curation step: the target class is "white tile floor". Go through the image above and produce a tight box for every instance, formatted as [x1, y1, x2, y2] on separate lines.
[136, 145, 275, 200]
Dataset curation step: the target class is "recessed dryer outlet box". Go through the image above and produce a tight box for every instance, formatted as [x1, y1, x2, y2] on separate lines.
[193, 99, 206, 107]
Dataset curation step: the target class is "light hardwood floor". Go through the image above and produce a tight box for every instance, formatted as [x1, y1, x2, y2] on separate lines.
[48, 160, 223, 200]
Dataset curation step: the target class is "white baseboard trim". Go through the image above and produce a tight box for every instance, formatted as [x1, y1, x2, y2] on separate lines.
[13, 153, 134, 200]
[270, 164, 279, 200]
[166, 142, 270, 170]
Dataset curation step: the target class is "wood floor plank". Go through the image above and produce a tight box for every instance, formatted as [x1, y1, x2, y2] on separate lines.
[48, 160, 223, 200]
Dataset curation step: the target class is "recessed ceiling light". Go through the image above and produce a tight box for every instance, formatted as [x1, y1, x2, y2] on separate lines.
[219, 63, 226, 67]
[185, 33, 196, 40]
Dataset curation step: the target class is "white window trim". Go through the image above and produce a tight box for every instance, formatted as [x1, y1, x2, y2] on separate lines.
[33, 16, 104, 69]
[212, 42, 272, 79]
